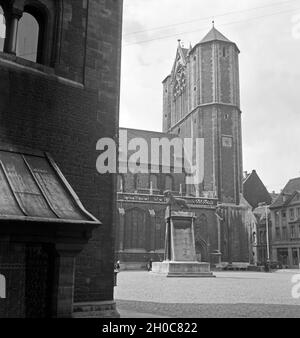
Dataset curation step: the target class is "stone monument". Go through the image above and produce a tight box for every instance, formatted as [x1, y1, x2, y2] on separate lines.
[152, 191, 215, 277]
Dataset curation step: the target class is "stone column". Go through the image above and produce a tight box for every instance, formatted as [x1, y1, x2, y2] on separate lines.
[118, 208, 125, 251]
[288, 247, 293, 268]
[149, 210, 156, 252]
[216, 215, 221, 263]
[4, 9, 22, 55]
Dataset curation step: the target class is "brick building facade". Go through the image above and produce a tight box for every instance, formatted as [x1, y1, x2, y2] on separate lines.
[116, 27, 257, 269]
[0, 0, 123, 317]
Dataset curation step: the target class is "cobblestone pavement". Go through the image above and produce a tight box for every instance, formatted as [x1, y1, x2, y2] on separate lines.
[114, 270, 300, 318]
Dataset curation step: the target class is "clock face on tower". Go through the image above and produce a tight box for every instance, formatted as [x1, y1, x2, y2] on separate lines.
[173, 63, 186, 98]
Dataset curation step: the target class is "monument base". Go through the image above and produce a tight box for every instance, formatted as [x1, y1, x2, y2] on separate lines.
[151, 261, 215, 278]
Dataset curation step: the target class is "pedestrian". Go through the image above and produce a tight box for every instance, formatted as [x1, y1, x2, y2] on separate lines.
[147, 258, 153, 271]
[264, 261, 269, 272]
[114, 261, 120, 286]
[115, 260, 120, 271]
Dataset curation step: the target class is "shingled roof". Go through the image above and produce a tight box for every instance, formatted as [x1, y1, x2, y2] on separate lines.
[270, 177, 300, 209]
[0, 144, 100, 225]
[200, 26, 231, 44]
[243, 170, 272, 209]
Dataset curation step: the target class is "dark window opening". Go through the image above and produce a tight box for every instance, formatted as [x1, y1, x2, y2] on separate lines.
[223, 47, 226, 57]
[292, 249, 299, 266]
[275, 227, 280, 240]
[291, 225, 296, 239]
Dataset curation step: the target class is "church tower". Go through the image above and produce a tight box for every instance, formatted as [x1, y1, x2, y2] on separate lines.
[163, 25, 243, 205]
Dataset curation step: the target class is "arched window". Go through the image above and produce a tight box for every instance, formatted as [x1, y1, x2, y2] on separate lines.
[17, 12, 40, 62]
[0, 5, 6, 52]
[165, 175, 174, 191]
[0, 1, 57, 65]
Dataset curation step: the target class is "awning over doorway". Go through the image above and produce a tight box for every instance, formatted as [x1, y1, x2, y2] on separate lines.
[0, 144, 100, 225]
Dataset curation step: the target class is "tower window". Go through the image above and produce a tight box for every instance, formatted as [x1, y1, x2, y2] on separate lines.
[224, 113, 229, 120]
[17, 12, 39, 62]
[0, 5, 5, 52]
[223, 47, 226, 57]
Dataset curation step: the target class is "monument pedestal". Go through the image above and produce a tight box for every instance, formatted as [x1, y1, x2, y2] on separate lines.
[152, 261, 215, 278]
[151, 209, 215, 278]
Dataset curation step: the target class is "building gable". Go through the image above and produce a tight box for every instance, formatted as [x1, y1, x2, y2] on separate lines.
[243, 170, 272, 209]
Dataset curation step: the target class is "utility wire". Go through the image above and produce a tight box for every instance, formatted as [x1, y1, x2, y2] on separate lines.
[124, 6, 300, 46]
[124, 0, 299, 37]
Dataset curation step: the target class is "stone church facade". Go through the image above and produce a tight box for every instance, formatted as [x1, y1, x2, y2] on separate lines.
[116, 26, 256, 269]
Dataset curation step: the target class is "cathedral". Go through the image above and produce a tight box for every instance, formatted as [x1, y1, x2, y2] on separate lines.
[116, 25, 257, 269]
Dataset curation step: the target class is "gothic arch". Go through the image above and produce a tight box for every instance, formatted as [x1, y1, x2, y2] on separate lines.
[22, 0, 56, 65]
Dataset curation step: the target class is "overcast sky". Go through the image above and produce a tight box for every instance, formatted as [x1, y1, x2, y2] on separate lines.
[120, 0, 300, 193]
